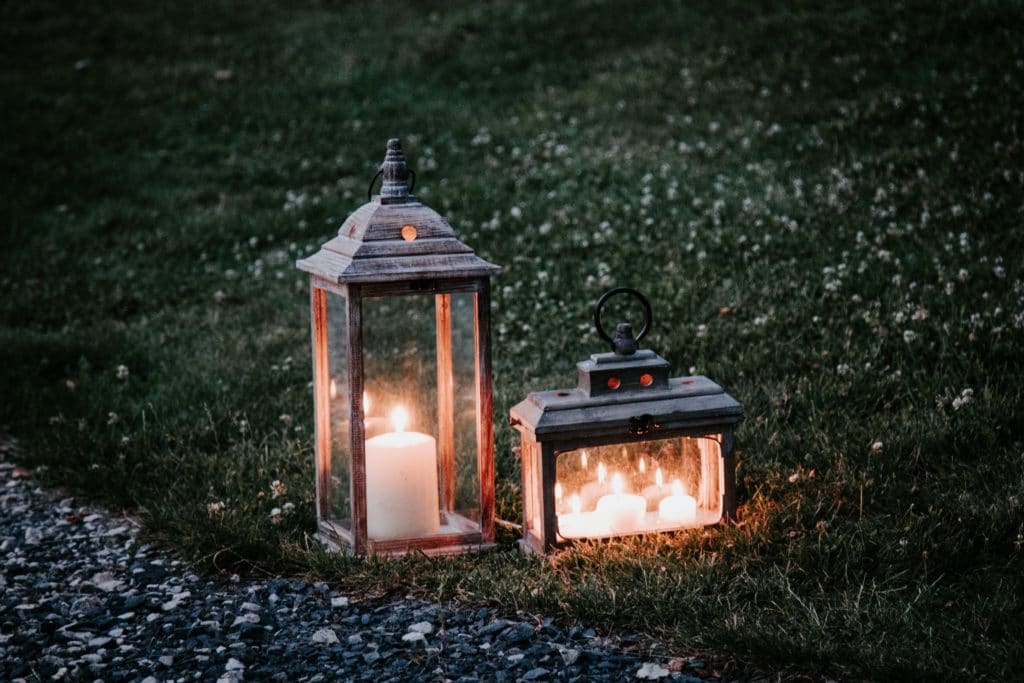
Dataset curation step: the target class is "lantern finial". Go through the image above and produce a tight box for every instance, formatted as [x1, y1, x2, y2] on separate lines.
[379, 138, 414, 201]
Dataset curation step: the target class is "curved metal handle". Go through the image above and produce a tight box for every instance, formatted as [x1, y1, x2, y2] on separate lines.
[367, 168, 416, 201]
[593, 287, 653, 351]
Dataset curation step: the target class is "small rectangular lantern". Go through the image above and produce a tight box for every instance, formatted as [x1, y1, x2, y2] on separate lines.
[509, 288, 743, 554]
[297, 139, 501, 556]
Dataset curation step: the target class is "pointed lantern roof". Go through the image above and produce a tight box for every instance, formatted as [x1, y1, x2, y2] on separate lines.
[297, 139, 501, 284]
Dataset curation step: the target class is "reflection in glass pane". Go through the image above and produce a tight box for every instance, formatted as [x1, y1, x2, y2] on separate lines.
[451, 293, 480, 525]
[327, 291, 351, 527]
[555, 436, 723, 539]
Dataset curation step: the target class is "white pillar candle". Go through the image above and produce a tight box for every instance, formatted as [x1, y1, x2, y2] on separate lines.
[364, 406, 440, 540]
[579, 461, 609, 509]
[641, 466, 666, 509]
[557, 494, 599, 538]
[595, 472, 647, 534]
[658, 479, 698, 525]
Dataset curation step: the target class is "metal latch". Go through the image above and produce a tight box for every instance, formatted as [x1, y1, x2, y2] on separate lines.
[628, 413, 660, 437]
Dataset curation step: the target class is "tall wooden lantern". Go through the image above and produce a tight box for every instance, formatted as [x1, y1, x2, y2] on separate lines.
[297, 139, 501, 556]
[510, 288, 743, 554]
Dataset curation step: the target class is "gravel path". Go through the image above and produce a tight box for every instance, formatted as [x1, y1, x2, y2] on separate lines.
[0, 458, 720, 682]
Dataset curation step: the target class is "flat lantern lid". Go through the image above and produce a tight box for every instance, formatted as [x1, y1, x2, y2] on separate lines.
[510, 372, 744, 442]
[296, 139, 501, 284]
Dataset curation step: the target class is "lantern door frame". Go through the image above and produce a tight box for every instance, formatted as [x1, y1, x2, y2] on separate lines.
[310, 274, 495, 556]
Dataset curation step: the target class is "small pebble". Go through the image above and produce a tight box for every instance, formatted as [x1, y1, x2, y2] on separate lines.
[408, 621, 434, 635]
[311, 628, 339, 645]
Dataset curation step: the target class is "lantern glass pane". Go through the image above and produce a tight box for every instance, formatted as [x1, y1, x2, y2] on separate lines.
[450, 293, 481, 522]
[554, 435, 723, 539]
[360, 292, 480, 541]
[326, 291, 351, 528]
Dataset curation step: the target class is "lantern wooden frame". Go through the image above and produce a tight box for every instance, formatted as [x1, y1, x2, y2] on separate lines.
[298, 139, 500, 556]
[509, 289, 743, 554]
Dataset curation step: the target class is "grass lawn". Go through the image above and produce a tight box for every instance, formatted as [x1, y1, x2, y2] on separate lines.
[3, 0, 1023, 679]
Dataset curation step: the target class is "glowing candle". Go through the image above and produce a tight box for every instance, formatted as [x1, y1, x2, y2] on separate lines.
[641, 466, 667, 509]
[658, 479, 698, 525]
[581, 461, 610, 509]
[557, 494, 592, 538]
[595, 473, 647, 534]
[364, 406, 440, 539]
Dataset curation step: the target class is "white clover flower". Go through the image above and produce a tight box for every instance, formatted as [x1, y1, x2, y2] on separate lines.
[269, 508, 282, 525]
[115, 365, 129, 381]
[270, 480, 287, 499]
[282, 502, 296, 515]
[207, 501, 226, 517]
[903, 330, 917, 343]
[952, 387, 974, 410]
[871, 441, 884, 453]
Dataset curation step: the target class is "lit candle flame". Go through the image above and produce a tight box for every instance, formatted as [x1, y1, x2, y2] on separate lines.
[329, 379, 338, 400]
[597, 461, 607, 484]
[570, 494, 581, 514]
[363, 392, 372, 414]
[671, 479, 684, 496]
[555, 482, 563, 501]
[612, 472, 625, 495]
[656, 467, 664, 487]
[580, 450, 588, 468]
[638, 456, 646, 474]
[390, 405, 409, 433]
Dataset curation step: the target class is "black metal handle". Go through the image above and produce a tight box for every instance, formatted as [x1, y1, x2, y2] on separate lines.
[367, 168, 416, 201]
[594, 287, 653, 352]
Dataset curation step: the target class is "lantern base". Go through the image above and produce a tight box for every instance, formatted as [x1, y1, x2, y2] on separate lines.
[317, 519, 497, 557]
[517, 516, 733, 556]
